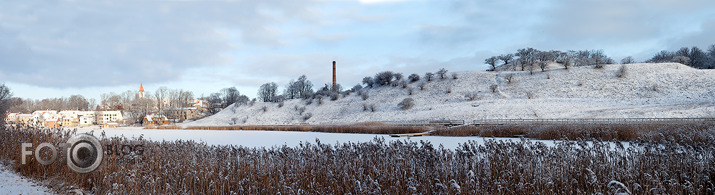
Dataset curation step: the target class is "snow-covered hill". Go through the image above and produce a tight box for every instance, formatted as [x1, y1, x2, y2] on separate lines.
[186, 63, 715, 126]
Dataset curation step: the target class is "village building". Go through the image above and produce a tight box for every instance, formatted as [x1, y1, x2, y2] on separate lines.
[143, 114, 170, 126]
[97, 111, 124, 125]
[44, 116, 61, 128]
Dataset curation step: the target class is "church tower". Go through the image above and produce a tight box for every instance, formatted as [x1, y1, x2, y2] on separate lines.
[138, 83, 145, 99]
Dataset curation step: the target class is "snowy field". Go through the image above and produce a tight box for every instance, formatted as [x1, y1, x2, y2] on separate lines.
[77, 128, 534, 150]
[0, 164, 52, 195]
[186, 63, 715, 126]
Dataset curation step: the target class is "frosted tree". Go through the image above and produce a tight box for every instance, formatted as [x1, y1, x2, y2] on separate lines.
[484, 56, 498, 71]
[258, 82, 279, 102]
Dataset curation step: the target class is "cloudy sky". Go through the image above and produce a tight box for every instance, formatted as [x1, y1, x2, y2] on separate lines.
[1, 0, 714, 100]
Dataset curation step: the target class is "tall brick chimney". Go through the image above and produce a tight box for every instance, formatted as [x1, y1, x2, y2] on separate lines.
[332, 61, 337, 92]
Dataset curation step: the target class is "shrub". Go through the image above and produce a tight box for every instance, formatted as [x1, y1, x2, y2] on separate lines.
[594, 63, 605, 69]
[261, 106, 268, 112]
[398, 98, 414, 110]
[489, 84, 498, 93]
[504, 74, 515, 84]
[451, 73, 458, 79]
[303, 113, 313, 121]
[408, 88, 414, 95]
[419, 82, 426, 90]
[408, 74, 420, 83]
[369, 104, 376, 112]
[296, 106, 306, 115]
[278, 102, 284, 108]
[393, 73, 403, 81]
[465, 93, 479, 101]
[446, 87, 452, 94]
[317, 96, 324, 105]
[330, 93, 339, 101]
[352, 84, 363, 92]
[360, 91, 369, 100]
[616, 65, 627, 78]
[526, 91, 535, 99]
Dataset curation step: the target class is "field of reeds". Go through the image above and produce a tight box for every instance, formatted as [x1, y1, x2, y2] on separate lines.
[1, 125, 713, 194]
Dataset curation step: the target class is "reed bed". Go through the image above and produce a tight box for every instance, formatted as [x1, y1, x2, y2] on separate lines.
[1, 125, 713, 194]
[434, 123, 714, 142]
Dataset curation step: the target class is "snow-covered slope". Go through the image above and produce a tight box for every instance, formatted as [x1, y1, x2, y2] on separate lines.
[186, 63, 715, 126]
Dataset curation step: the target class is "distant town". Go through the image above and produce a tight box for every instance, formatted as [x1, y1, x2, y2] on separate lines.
[4, 84, 209, 128]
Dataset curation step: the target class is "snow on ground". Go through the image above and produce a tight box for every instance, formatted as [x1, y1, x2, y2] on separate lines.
[185, 63, 715, 126]
[0, 163, 53, 195]
[78, 128, 535, 150]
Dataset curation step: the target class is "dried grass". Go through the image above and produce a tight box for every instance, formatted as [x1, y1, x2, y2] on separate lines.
[1, 125, 713, 194]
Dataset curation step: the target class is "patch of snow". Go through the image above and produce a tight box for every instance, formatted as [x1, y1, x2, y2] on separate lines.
[0, 163, 53, 195]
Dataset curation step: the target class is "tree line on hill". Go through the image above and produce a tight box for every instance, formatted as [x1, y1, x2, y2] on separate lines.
[485, 44, 715, 71]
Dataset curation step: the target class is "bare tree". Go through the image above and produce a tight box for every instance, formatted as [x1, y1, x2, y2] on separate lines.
[504, 74, 515, 84]
[425, 72, 434, 81]
[621, 56, 634, 64]
[436, 68, 448, 79]
[498, 54, 514, 65]
[484, 56, 498, 71]
[538, 61, 549, 72]
[258, 82, 279, 102]
[0, 84, 12, 121]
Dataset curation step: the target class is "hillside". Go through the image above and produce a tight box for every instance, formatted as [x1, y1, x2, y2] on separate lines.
[186, 63, 715, 126]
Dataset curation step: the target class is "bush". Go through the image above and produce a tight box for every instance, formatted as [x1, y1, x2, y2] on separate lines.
[451, 73, 458, 79]
[303, 113, 313, 121]
[408, 88, 414, 95]
[278, 102, 284, 108]
[489, 84, 498, 93]
[465, 93, 479, 101]
[408, 74, 420, 83]
[261, 106, 268, 112]
[526, 91, 535, 99]
[594, 64, 605, 69]
[504, 74, 515, 84]
[330, 93, 339, 101]
[374, 71, 395, 87]
[446, 87, 452, 94]
[616, 65, 627, 78]
[360, 91, 369, 100]
[398, 98, 414, 110]
[419, 82, 426, 90]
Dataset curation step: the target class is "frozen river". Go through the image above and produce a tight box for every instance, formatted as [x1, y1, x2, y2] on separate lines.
[76, 128, 535, 150]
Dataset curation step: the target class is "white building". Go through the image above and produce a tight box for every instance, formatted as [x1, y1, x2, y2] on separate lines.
[78, 112, 96, 127]
[97, 111, 123, 125]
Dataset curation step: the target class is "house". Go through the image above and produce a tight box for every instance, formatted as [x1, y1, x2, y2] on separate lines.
[78, 112, 96, 127]
[166, 107, 203, 121]
[143, 114, 170, 126]
[61, 115, 79, 127]
[97, 111, 123, 125]
[44, 116, 60, 128]
[4, 113, 17, 124]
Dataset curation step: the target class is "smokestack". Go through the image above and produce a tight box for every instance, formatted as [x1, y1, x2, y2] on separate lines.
[332, 61, 337, 92]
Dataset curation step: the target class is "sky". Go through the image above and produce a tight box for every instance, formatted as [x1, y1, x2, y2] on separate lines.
[1, 0, 714, 101]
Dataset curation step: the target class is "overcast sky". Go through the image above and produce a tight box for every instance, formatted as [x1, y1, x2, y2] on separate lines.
[2, 0, 714, 100]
